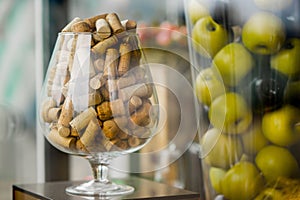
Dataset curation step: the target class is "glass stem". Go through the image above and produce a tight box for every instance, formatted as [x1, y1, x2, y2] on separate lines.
[89, 158, 110, 184]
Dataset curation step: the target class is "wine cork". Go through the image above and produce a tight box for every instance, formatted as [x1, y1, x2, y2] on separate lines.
[70, 128, 80, 137]
[114, 138, 129, 150]
[80, 118, 100, 148]
[128, 95, 142, 114]
[106, 13, 124, 34]
[61, 82, 69, 97]
[102, 120, 120, 139]
[92, 32, 104, 43]
[134, 84, 153, 98]
[84, 13, 108, 30]
[122, 19, 137, 31]
[128, 135, 141, 147]
[114, 116, 128, 130]
[41, 98, 57, 123]
[48, 128, 76, 149]
[130, 100, 152, 127]
[76, 139, 89, 153]
[56, 50, 73, 63]
[100, 86, 110, 101]
[118, 84, 137, 101]
[62, 17, 82, 32]
[118, 43, 132, 76]
[119, 83, 153, 101]
[58, 125, 71, 137]
[56, 62, 69, 74]
[77, 92, 102, 107]
[97, 101, 112, 121]
[94, 57, 105, 73]
[92, 35, 118, 55]
[103, 48, 119, 79]
[96, 18, 112, 39]
[71, 21, 91, 32]
[105, 79, 118, 92]
[70, 107, 97, 132]
[47, 107, 62, 122]
[117, 129, 129, 140]
[118, 75, 136, 89]
[66, 38, 77, 52]
[58, 96, 73, 127]
[49, 73, 65, 86]
[110, 99, 126, 116]
[130, 49, 142, 68]
[47, 84, 65, 105]
[89, 73, 104, 90]
[67, 50, 75, 73]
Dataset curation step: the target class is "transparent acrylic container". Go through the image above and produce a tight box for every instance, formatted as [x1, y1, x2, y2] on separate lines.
[184, 0, 300, 199]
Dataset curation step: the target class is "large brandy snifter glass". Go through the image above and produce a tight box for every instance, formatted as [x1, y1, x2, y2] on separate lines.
[39, 31, 159, 197]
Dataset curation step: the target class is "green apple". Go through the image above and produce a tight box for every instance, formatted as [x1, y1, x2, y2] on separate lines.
[254, 0, 293, 12]
[188, 0, 210, 24]
[220, 161, 264, 200]
[255, 145, 299, 183]
[271, 38, 300, 77]
[192, 16, 230, 58]
[212, 43, 254, 87]
[209, 92, 252, 134]
[262, 105, 300, 146]
[200, 128, 243, 169]
[209, 167, 226, 194]
[241, 119, 269, 155]
[242, 12, 286, 55]
[194, 67, 226, 106]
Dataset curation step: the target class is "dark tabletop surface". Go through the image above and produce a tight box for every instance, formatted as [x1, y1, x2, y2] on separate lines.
[13, 176, 200, 200]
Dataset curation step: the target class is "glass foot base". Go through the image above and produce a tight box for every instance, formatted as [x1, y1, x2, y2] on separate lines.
[66, 180, 134, 197]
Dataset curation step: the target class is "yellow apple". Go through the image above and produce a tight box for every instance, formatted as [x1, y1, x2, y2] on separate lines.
[201, 128, 243, 169]
[255, 145, 300, 182]
[271, 38, 300, 77]
[194, 67, 226, 106]
[209, 92, 252, 134]
[209, 167, 226, 194]
[262, 105, 300, 146]
[221, 161, 264, 200]
[241, 119, 269, 155]
[212, 43, 254, 87]
[192, 16, 230, 58]
[242, 12, 286, 55]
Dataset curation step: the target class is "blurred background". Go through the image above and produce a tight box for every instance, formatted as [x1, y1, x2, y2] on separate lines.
[0, 0, 203, 199]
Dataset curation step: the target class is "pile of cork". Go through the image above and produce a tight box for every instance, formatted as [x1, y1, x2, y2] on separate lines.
[40, 13, 157, 154]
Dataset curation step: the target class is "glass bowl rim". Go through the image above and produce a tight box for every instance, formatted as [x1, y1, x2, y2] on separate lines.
[58, 32, 93, 36]
[58, 31, 139, 36]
